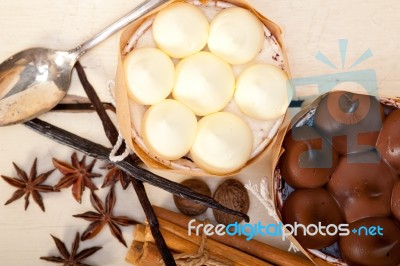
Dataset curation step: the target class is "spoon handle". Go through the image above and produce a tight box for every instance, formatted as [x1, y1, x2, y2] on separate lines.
[70, 0, 170, 59]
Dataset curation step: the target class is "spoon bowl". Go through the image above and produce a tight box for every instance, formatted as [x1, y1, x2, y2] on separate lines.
[0, 48, 75, 125]
[0, 0, 169, 126]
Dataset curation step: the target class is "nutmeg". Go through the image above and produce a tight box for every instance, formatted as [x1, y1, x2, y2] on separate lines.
[173, 179, 211, 216]
[212, 179, 250, 225]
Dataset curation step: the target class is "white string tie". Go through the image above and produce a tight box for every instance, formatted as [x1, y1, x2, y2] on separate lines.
[109, 134, 131, 162]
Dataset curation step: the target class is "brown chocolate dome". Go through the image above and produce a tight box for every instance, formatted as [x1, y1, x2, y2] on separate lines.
[339, 217, 400, 266]
[327, 151, 396, 223]
[281, 188, 344, 249]
[377, 109, 400, 174]
[392, 180, 400, 223]
[281, 126, 339, 188]
[314, 91, 383, 155]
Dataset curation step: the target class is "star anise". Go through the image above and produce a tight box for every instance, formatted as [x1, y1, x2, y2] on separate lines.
[1, 158, 57, 211]
[53, 152, 102, 203]
[73, 185, 138, 246]
[100, 163, 130, 190]
[40, 232, 102, 266]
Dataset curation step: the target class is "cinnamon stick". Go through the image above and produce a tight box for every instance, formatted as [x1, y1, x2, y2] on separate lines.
[131, 222, 259, 266]
[156, 218, 272, 266]
[126, 241, 145, 264]
[134, 224, 147, 242]
[143, 224, 199, 254]
[127, 240, 164, 266]
[152, 205, 313, 266]
[128, 226, 165, 265]
[128, 224, 234, 265]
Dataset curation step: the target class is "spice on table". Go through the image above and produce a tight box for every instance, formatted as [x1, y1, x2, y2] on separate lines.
[101, 163, 131, 190]
[1, 158, 57, 211]
[52, 152, 102, 203]
[146, 206, 314, 266]
[73, 185, 139, 247]
[213, 179, 250, 225]
[126, 207, 278, 266]
[173, 179, 211, 216]
[40, 232, 102, 265]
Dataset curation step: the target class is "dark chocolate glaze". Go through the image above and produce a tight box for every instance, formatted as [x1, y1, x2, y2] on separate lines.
[392, 180, 400, 223]
[339, 217, 400, 266]
[377, 109, 400, 174]
[278, 92, 400, 263]
[281, 126, 339, 188]
[314, 91, 383, 155]
[281, 188, 344, 249]
[327, 151, 397, 223]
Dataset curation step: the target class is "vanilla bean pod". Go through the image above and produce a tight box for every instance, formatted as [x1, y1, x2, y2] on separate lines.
[52, 102, 116, 113]
[24, 118, 250, 222]
[75, 62, 175, 266]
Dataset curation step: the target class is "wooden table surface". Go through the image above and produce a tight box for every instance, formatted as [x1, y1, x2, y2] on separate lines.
[0, 0, 399, 265]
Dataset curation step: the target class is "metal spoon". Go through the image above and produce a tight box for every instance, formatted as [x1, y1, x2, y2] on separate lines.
[0, 0, 169, 126]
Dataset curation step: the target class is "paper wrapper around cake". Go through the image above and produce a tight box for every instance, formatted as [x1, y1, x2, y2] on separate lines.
[114, 0, 292, 176]
[271, 93, 400, 266]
